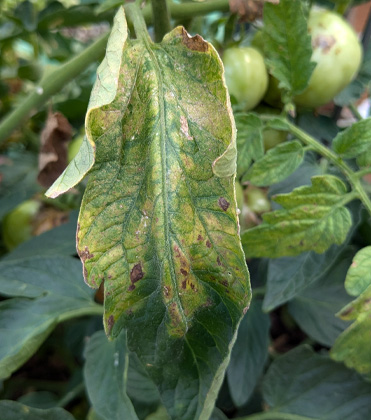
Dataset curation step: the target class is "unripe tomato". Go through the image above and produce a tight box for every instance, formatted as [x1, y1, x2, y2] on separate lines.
[223, 47, 268, 111]
[254, 105, 288, 150]
[295, 9, 362, 108]
[2, 200, 41, 250]
[245, 187, 271, 214]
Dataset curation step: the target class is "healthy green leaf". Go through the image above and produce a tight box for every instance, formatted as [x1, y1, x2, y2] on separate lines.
[84, 330, 139, 420]
[262, 0, 315, 101]
[345, 246, 371, 296]
[227, 300, 270, 407]
[357, 148, 371, 167]
[244, 346, 371, 420]
[332, 118, 371, 159]
[242, 175, 352, 258]
[0, 400, 75, 420]
[235, 113, 264, 178]
[0, 256, 100, 379]
[288, 252, 353, 346]
[48, 7, 250, 420]
[244, 141, 304, 186]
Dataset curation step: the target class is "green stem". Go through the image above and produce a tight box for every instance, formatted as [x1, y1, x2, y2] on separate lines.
[151, 0, 171, 42]
[58, 304, 103, 323]
[0, 0, 229, 145]
[355, 167, 371, 178]
[0, 33, 109, 145]
[349, 102, 363, 121]
[56, 382, 85, 408]
[126, 2, 153, 44]
[285, 120, 371, 216]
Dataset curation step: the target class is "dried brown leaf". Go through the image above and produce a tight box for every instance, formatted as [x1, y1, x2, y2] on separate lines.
[229, 0, 279, 22]
[37, 112, 72, 188]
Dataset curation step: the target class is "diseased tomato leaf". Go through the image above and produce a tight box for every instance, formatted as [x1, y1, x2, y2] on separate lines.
[47, 7, 250, 420]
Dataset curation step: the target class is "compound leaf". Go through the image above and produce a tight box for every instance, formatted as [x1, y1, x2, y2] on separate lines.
[262, 0, 315, 101]
[57, 7, 250, 420]
[332, 118, 371, 159]
[242, 175, 352, 258]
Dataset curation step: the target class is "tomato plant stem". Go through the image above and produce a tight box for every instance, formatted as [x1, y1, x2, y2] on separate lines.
[151, 0, 171, 42]
[349, 102, 363, 120]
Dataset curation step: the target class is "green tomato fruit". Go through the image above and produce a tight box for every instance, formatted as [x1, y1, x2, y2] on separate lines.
[246, 187, 271, 214]
[2, 200, 41, 250]
[254, 105, 288, 150]
[67, 135, 84, 163]
[223, 47, 268, 111]
[295, 9, 362, 108]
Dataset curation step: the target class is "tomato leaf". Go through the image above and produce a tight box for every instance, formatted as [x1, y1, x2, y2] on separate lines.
[332, 118, 371, 159]
[244, 140, 304, 186]
[242, 175, 352, 258]
[0, 400, 75, 420]
[288, 252, 353, 347]
[227, 300, 270, 407]
[84, 330, 139, 420]
[331, 285, 371, 377]
[48, 7, 251, 420]
[345, 246, 371, 296]
[259, 346, 371, 420]
[235, 113, 264, 178]
[0, 256, 100, 379]
[330, 247, 371, 377]
[262, 0, 315, 101]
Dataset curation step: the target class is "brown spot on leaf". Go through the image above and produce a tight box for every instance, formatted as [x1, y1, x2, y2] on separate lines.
[180, 268, 188, 276]
[221, 280, 229, 287]
[128, 263, 144, 291]
[243, 305, 250, 315]
[78, 245, 94, 262]
[182, 280, 187, 289]
[313, 34, 336, 54]
[181, 28, 208, 52]
[341, 307, 353, 317]
[130, 263, 144, 283]
[351, 261, 357, 268]
[217, 256, 222, 266]
[174, 246, 181, 258]
[206, 240, 212, 248]
[197, 234, 204, 241]
[218, 197, 230, 211]
[107, 315, 115, 333]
